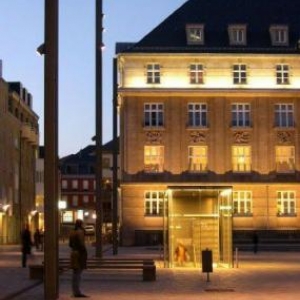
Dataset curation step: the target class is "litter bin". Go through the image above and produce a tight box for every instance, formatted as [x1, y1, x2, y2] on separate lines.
[202, 249, 213, 282]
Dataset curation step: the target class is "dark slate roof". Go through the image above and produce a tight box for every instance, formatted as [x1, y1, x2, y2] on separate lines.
[116, 0, 300, 54]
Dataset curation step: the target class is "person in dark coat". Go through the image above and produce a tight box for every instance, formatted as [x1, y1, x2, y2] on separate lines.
[21, 223, 32, 267]
[34, 228, 41, 250]
[69, 219, 88, 298]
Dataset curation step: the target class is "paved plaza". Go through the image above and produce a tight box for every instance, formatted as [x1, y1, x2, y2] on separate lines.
[1, 243, 300, 300]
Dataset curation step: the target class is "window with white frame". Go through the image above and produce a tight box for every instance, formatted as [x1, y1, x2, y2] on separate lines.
[276, 64, 289, 85]
[232, 146, 251, 172]
[71, 180, 78, 190]
[188, 103, 207, 127]
[233, 191, 252, 215]
[274, 104, 294, 127]
[276, 146, 295, 173]
[186, 24, 204, 45]
[188, 146, 208, 172]
[144, 191, 164, 216]
[228, 25, 247, 45]
[144, 146, 164, 173]
[232, 103, 250, 127]
[144, 103, 164, 127]
[270, 25, 289, 46]
[277, 191, 296, 215]
[190, 64, 204, 84]
[233, 64, 247, 84]
[146, 63, 160, 84]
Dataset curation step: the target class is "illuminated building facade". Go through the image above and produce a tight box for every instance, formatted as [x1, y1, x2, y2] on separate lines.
[0, 67, 39, 244]
[116, 0, 300, 267]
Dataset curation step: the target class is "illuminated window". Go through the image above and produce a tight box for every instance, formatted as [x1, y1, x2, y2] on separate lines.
[270, 25, 289, 46]
[190, 64, 204, 84]
[232, 146, 251, 172]
[233, 64, 247, 84]
[144, 191, 164, 216]
[233, 191, 252, 215]
[144, 146, 164, 173]
[186, 24, 204, 45]
[228, 25, 247, 45]
[274, 104, 294, 127]
[276, 64, 289, 85]
[83, 195, 89, 204]
[146, 63, 160, 84]
[232, 103, 250, 127]
[188, 103, 207, 127]
[276, 146, 295, 173]
[277, 191, 296, 216]
[188, 146, 208, 172]
[144, 103, 164, 127]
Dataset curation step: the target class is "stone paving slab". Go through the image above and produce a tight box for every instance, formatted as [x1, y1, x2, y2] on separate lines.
[1, 245, 300, 300]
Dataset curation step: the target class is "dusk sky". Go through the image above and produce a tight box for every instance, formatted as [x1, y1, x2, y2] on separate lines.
[0, 0, 187, 157]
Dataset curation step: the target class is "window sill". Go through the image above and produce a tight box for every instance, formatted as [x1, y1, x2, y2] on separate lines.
[234, 213, 253, 217]
[144, 214, 163, 217]
[143, 126, 165, 131]
[277, 213, 297, 217]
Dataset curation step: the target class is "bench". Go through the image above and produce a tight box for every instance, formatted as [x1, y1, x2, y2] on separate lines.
[59, 257, 156, 281]
[29, 258, 156, 282]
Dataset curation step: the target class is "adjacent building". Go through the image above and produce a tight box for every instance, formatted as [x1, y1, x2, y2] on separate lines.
[59, 139, 119, 237]
[0, 62, 39, 244]
[116, 0, 300, 267]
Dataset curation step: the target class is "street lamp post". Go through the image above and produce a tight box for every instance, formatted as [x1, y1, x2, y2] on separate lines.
[44, 0, 59, 298]
[95, 0, 103, 257]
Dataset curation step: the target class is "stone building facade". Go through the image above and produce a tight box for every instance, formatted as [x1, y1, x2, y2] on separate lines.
[116, 0, 300, 265]
[0, 68, 39, 244]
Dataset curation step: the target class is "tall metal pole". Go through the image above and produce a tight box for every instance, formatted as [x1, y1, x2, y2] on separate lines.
[95, 0, 103, 257]
[112, 58, 118, 255]
[44, 0, 59, 298]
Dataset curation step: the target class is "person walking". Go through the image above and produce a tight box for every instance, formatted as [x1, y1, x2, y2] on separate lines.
[69, 219, 88, 298]
[253, 231, 259, 254]
[21, 223, 32, 267]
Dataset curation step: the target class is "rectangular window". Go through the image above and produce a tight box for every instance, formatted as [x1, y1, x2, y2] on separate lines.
[71, 180, 78, 190]
[276, 64, 289, 85]
[62, 180, 68, 189]
[144, 191, 164, 216]
[228, 25, 247, 45]
[83, 180, 89, 191]
[232, 103, 250, 127]
[277, 191, 296, 216]
[270, 26, 289, 46]
[188, 146, 208, 172]
[275, 104, 294, 127]
[233, 191, 252, 215]
[83, 195, 89, 204]
[190, 64, 204, 84]
[144, 146, 164, 173]
[233, 64, 247, 84]
[188, 103, 207, 127]
[146, 63, 160, 84]
[276, 146, 295, 173]
[144, 103, 164, 127]
[72, 195, 78, 206]
[232, 146, 251, 172]
[186, 24, 205, 45]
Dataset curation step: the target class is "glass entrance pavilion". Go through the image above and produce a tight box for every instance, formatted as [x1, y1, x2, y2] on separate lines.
[164, 186, 233, 268]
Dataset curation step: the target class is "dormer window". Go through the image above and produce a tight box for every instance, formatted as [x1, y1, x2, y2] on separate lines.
[270, 25, 289, 46]
[228, 25, 247, 45]
[186, 24, 204, 45]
